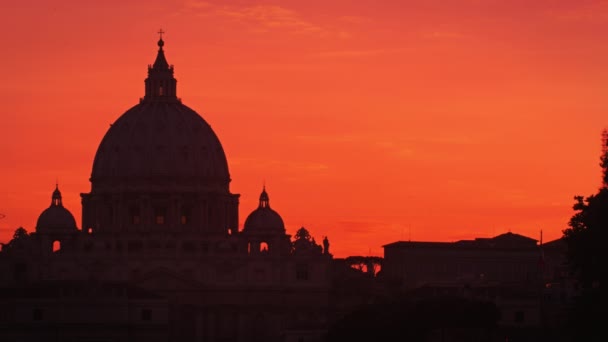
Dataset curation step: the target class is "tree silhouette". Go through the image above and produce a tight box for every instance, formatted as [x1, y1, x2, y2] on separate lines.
[12, 227, 28, 240]
[1, 227, 30, 253]
[292, 227, 322, 255]
[345, 256, 383, 276]
[294, 227, 312, 241]
[562, 131, 608, 341]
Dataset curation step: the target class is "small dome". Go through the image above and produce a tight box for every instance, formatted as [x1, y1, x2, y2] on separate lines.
[243, 187, 285, 234]
[36, 185, 78, 234]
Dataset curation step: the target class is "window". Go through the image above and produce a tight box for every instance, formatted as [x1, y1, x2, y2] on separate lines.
[52, 240, 61, 252]
[183, 242, 196, 252]
[128, 240, 143, 252]
[254, 268, 266, 281]
[296, 263, 309, 281]
[141, 309, 152, 321]
[180, 207, 191, 225]
[514, 311, 525, 323]
[260, 242, 269, 253]
[33, 308, 43, 321]
[107, 205, 113, 223]
[130, 207, 141, 225]
[154, 207, 166, 225]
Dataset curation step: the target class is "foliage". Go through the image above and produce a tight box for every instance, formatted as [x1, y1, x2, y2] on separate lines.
[563, 192, 607, 287]
[345, 256, 383, 276]
[1, 227, 30, 253]
[601, 129, 608, 187]
[292, 227, 322, 255]
[561, 131, 608, 341]
[294, 227, 311, 241]
[12, 227, 28, 241]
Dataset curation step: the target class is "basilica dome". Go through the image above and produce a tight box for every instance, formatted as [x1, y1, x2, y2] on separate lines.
[36, 185, 78, 234]
[90, 38, 230, 192]
[243, 188, 286, 234]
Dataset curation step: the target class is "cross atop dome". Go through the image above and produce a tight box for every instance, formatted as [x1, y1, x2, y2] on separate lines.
[157, 29, 165, 49]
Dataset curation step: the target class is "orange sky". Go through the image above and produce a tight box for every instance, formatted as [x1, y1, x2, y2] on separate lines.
[1, 0, 607, 257]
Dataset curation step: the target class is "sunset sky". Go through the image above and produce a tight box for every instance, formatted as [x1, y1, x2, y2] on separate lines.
[1, 0, 607, 257]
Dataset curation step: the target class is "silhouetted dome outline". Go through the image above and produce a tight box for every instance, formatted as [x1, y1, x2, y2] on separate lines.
[36, 185, 78, 234]
[243, 187, 285, 234]
[90, 37, 231, 192]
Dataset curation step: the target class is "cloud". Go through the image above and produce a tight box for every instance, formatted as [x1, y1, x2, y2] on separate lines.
[338, 15, 373, 24]
[311, 48, 408, 58]
[231, 157, 329, 172]
[545, 1, 608, 22]
[295, 134, 362, 144]
[421, 30, 466, 40]
[333, 220, 403, 234]
[179, 1, 346, 37]
[295, 133, 481, 161]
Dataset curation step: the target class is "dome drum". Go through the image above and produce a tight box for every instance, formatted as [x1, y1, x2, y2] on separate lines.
[82, 191, 239, 235]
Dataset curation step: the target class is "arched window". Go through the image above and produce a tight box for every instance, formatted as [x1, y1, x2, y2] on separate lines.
[180, 206, 191, 225]
[130, 206, 141, 225]
[52, 240, 61, 252]
[260, 242, 269, 253]
[154, 207, 166, 225]
[296, 263, 309, 281]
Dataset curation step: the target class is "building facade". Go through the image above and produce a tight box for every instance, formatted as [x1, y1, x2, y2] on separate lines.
[382, 232, 570, 334]
[0, 36, 332, 342]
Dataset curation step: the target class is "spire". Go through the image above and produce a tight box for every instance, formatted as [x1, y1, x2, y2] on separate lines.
[51, 184, 63, 207]
[144, 29, 177, 101]
[259, 186, 270, 208]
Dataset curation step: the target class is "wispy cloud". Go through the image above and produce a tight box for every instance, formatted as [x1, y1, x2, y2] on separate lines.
[179, 1, 347, 37]
[295, 133, 478, 161]
[311, 48, 410, 58]
[231, 157, 329, 172]
[338, 15, 373, 24]
[421, 30, 466, 40]
[545, 1, 608, 22]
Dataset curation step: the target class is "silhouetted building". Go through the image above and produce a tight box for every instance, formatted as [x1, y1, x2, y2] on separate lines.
[0, 36, 332, 342]
[383, 232, 542, 289]
[382, 232, 571, 336]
